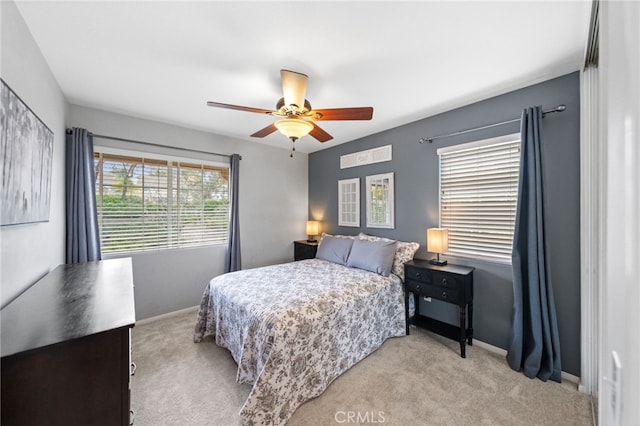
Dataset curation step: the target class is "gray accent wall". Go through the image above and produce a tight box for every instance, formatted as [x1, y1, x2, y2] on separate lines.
[0, 1, 67, 308]
[309, 72, 581, 376]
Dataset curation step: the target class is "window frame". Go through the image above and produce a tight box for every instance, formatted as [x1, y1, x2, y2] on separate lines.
[93, 146, 230, 255]
[437, 133, 520, 264]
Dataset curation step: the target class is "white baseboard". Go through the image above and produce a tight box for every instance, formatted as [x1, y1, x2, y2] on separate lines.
[136, 305, 199, 326]
[473, 339, 581, 386]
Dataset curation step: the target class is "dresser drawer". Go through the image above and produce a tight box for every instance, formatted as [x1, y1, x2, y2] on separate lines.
[405, 266, 432, 283]
[406, 280, 460, 304]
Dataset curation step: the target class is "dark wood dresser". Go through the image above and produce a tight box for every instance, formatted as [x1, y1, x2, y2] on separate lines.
[1, 258, 136, 426]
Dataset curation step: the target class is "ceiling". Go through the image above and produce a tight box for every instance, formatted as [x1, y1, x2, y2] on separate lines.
[15, 1, 591, 154]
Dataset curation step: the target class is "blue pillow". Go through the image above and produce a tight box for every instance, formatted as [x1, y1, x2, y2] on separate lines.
[315, 234, 354, 265]
[346, 238, 397, 277]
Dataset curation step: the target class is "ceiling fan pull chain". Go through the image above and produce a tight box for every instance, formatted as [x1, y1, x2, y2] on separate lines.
[290, 139, 295, 158]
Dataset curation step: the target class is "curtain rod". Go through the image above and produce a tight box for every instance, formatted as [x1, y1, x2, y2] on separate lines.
[65, 129, 241, 160]
[417, 105, 567, 144]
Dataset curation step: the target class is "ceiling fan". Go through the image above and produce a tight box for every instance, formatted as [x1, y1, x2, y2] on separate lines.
[207, 69, 373, 156]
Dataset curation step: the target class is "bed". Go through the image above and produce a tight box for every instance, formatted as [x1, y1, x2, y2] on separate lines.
[194, 234, 419, 425]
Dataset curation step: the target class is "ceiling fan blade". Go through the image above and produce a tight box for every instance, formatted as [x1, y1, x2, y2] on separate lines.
[281, 69, 308, 109]
[250, 123, 278, 138]
[310, 123, 333, 143]
[207, 101, 274, 115]
[311, 107, 374, 121]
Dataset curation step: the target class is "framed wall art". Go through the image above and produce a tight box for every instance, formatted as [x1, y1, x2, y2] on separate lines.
[338, 178, 360, 227]
[1, 79, 54, 226]
[366, 172, 394, 229]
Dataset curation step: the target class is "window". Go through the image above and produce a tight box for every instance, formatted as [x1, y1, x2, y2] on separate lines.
[366, 172, 394, 229]
[94, 150, 229, 254]
[437, 134, 520, 263]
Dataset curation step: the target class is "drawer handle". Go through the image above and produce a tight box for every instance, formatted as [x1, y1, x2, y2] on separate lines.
[416, 272, 422, 279]
[442, 291, 448, 299]
[415, 284, 421, 292]
[442, 277, 448, 286]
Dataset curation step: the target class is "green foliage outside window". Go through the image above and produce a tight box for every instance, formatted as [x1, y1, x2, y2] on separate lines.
[94, 153, 230, 254]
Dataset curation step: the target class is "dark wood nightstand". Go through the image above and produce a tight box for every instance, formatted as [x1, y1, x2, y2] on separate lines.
[404, 259, 475, 358]
[294, 240, 318, 260]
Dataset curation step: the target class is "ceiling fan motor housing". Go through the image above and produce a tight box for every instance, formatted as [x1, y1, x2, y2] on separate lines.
[276, 97, 313, 117]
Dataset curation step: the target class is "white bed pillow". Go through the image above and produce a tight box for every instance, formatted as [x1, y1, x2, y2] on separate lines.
[359, 233, 420, 281]
[321, 232, 355, 239]
[346, 238, 397, 277]
[316, 234, 354, 265]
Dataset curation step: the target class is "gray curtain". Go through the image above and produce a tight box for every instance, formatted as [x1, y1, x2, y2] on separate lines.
[225, 153, 241, 272]
[506, 106, 562, 382]
[65, 127, 101, 263]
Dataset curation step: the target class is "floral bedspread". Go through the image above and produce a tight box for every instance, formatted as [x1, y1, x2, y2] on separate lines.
[194, 258, 406, 425]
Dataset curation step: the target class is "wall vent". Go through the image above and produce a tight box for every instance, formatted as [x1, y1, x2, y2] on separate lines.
[340, 145, 392, 169]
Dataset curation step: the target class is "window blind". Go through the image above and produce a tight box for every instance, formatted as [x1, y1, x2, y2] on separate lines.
[438, 134, 520, 262]
[94, 152, 229, 254]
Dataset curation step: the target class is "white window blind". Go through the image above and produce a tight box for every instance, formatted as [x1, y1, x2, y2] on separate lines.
[94, 151, 229, 254]
[438, 134, 520, 263]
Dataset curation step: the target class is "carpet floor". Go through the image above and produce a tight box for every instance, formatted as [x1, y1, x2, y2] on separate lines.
[131, 307, 592, 426]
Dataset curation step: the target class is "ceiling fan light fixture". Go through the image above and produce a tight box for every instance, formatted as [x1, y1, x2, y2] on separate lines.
[207, 69, 373, 146]
[274, 118, 313, 141]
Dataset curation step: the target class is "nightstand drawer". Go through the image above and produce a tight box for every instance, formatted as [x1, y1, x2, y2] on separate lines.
[432, 272, 460, 289]
[405, 266, 432, 283]
[407, 281, 459, 304]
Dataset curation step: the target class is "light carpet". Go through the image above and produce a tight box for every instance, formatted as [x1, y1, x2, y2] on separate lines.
[131, 307, 591, 426]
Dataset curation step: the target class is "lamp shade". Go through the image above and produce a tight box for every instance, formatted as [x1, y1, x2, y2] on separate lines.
[306, 220, 320, 236]
[274, 118, 313, 140]
[281, 69, 308, 109]
[427, 228, 449, 254]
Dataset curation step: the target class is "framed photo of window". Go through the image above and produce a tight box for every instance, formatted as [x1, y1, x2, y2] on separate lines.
[366, 172, 394, 229]
[338, 178, 360, 227]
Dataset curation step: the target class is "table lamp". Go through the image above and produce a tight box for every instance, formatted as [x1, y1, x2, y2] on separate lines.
[306, 221, 320, 242]
[427, 228, 448, 266]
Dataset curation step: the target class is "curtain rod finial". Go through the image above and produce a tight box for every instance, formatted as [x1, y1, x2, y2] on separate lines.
[556, 105, 567, 112]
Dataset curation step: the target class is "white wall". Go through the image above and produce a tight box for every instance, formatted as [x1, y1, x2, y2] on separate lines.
[0, 0, 308, 318]
[599, 1, 640, 424]
[0, 1, 67, 307]
[67, 105, 308, 319]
